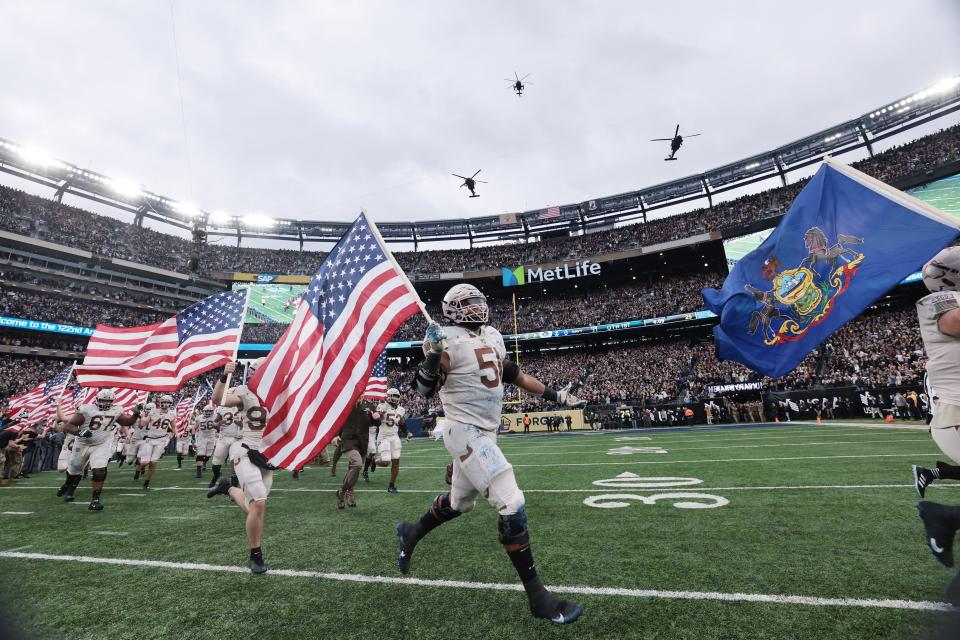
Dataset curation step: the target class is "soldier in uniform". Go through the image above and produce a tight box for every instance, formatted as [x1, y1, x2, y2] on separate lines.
[332, 398, 380, 508]
[55, 389, 140, 510]
[912, 247, 960, 605]
[395, 284, 586, 625]
[207, 360, 273, 574]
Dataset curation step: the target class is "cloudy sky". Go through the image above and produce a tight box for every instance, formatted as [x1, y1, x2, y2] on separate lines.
[0, 1, 957, 247]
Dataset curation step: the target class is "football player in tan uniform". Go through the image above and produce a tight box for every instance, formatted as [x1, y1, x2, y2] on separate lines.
[207, 360, 273, 574]
[175, 422, 192, 469]
[56, 389, 140, 510]
[395, 284, 585, 625]
[210, 404, 241, 488]
[130, 402, 153, 478]
[193, 405, 217, 478]
[375, 388, 406, 493]
[912, 247, 960, 606]
[140, 395, 177, 490]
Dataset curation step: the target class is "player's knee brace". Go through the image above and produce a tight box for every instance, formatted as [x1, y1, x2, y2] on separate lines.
[498, 506, 529, 546]
[431, 492, 463, 522]
[91, 468, 108, 483]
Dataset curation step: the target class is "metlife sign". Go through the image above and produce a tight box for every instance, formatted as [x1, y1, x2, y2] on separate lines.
[502, 260, 601, 287]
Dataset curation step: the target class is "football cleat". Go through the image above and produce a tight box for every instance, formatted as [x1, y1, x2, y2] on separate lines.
[142, 480, 150, 490]
[207, 478, 232, 499]
[335, 489, 346, 510]
[88, 499, 104, 511]
[913, 465, 936, 499]
[387, 485, 398, 494]
[208, 477, 217, 489]
[917, 501, 957, 567]
[56, 484, 69, 497]
[362, 470, 369, 482]
[249, 557, 268, 575]
[528, 590, 583, 625]
[396, 521, 418, 574]
[63, 494, 75, 503]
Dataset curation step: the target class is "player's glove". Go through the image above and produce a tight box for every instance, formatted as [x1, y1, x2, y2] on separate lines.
[556, 383, 587, 408]
[425, 322, 446, 354]
[77, 428, 93, 438]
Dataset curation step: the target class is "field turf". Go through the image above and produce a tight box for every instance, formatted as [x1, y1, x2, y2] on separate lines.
[1, 422, 958, 640]
[243, 284, 304, 324]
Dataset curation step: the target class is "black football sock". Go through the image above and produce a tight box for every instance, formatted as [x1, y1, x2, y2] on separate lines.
[936, 461, 960, 481]
[177, 454, 183, 467]
[506, 544, 545, 595]
[91, 490, 102, 502]
[211, 465, 222, 482]
[65, 474, 82, 496]
[250, 547, 264, 562]
[411, 493, 461, 541]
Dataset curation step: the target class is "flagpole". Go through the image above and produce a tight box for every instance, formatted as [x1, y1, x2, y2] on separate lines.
[362, 209, 435, 324]
[222, 287, 252, 392]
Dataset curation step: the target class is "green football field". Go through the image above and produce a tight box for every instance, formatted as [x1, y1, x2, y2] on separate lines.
[1, 423, 958, 640]
[240, 284, 305, 324]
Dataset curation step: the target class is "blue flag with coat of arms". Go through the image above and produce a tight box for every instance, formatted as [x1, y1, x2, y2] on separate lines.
[702, 158, 960, 378]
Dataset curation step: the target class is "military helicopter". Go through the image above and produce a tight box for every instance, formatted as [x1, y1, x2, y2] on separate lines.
[504, 72, 531, 97]
[452, 170, 487, 198]
[651, 124, 701, 161]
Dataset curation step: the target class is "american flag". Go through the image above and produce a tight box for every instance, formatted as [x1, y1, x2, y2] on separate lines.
[539, 206, 561, 220]
[176, 383, 210, 433]
[252, 212, 422, 470]
[363, 351, 388, 400]
[70, 387, 149, 413]
[6, 365, 73, 430]
[75, 290, 249, 391]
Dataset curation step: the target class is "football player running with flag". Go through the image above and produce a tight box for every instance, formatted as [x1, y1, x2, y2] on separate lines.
[395, 283, 587, 625]
[55, 390, 141, 510]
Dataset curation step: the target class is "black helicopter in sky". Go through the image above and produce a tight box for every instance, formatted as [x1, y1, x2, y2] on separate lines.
[453, 170, 487, 197]
[505, 72, 531, 97]
[651, 124, 701, 161]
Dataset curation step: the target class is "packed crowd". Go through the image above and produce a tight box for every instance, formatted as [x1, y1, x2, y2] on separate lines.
[0, 269, 188, 308]
[0, 287, 164, 328]
[0, 127, 955, 278]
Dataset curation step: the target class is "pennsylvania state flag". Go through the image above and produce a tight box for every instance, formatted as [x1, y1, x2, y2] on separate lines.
[702, 158, 959, 378]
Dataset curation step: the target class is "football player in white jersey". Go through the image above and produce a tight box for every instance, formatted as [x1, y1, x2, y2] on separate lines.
[193, 405, 217, 478]
[210, 404, 241, 488]
[130, 402, 154, 477]
[140, 395, 177, 490]
[55, 389, 140, 510]
[55, 422, 75, 474]
[912, 247, 960, 605]
[375, 388, 407, 493]
[207, 360, 274, 574]
[174, 421, 192, 469]
[395, 284, 586, 624]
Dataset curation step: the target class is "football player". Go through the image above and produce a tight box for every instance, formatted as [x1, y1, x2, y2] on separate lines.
[130, 402, 153, 477]
[55, 389, 140, 510]
[55, 422, 75, 474]
[174, 421, 192, 468]
[207, 360, 274, 575]
[193, 404, 217, 478]
[375, 388, 407, 493]
[333, 398, 380, 508]
[912, 247, 960, 606]
[210, 404, 241, 488]
[395, 284, 586, 624]
[139, 395, 177, 490]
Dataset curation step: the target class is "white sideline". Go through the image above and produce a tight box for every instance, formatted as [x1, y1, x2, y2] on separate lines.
[0, 551, 952, 612]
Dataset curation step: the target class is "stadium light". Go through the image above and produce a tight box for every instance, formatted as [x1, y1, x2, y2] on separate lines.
[16, 145, 59, 168]
[243, 213, 275, 227]
[930, 76, 960, 94]
[173, 201, 201, 217]
[106, 178, 144, 200]
[209, 210, 232, 225]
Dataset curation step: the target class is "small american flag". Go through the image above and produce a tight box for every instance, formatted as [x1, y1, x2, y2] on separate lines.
[176, 382, 210, 433]
[73, 387, 148, 412]
[75, 290, 249, 391]
[539, 206, 561, 220]
[252, 212, 421, 470]
[364, 351, 388, 400]
[7, 365, 73, 430]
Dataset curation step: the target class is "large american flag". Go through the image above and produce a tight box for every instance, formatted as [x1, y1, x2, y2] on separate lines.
[75, 290, 249, 391]
[539, 206, 561, 220]
[6, 365, 73, 430]
[252, 213, 422, 470]
[364, 351, 388, 401]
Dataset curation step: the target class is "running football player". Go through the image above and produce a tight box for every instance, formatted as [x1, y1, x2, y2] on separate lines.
[210, 404, 241, 488]
[207, 360, 274, 574]
[175, 421, 192, 468]
[376, 388, 406, 493]
[140, 395, 177, 489]
[912, 247, 960, 605]
[131, 402, 153, 478]
[55, 389, 140, 510]
[395, 284, 586, 624]
[193, 404, 217, 478]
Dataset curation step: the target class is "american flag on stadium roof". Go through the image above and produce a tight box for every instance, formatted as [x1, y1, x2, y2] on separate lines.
[251, 212, 421, 470]
[538, 205, 561, 220]
[74, 290, 249, 391]
[364, 351, 388, 401]
[6, 365, 73, 430]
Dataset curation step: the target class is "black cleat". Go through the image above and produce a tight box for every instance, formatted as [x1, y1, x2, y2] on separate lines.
[396, 522, 418, 574]
[208, 477, 218, 488]
[917, 501, 957, 567]
[142, 480, 150, 490]
[528, 590, 583, 625]
[913, 465, 936, 499]
[63, 494, 75, 503]
[56, 484, 69, 497]
[88, 499, 104, 511]
[249, 557, 268, 575]
[207, 478, 232, 499]
[387, 485, 398, 494]
[362, 470, 369, 482]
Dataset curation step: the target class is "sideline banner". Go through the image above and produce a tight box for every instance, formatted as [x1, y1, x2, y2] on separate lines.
[500, 409, 585, 432]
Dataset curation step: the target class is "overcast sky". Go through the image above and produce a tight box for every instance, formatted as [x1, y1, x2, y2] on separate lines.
[0, 1, 958, 248]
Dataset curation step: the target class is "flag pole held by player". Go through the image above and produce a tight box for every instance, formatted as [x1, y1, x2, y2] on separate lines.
[222, 286, 252, 391]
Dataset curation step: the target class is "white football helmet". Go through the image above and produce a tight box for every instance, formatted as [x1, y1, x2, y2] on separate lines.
[441, 284, 489, 326]
[923, 246, 960, 292]
[159, 394, 174, 409]
[202, 404, 214, 417]
[247, 358, 266, 376]
[144, 402, 156, 413]
[386, 388, 401, 407]
[96, 389, 116, 411]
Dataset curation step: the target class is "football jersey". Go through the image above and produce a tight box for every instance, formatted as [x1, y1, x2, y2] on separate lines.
[215, 406, 240, 437]
[918, 291, 960, 407]
[195, 413, 217, 436]
[145, 408, 177, 438]
[76, 403, 125, 445]
[129, 425, 146, 442]
[426, 324, 507, 432]
[376, 402, 406, 438]
[233, 384, 268, 448]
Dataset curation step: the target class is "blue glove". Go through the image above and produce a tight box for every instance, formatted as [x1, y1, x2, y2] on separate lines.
[425, 322, 446, 354]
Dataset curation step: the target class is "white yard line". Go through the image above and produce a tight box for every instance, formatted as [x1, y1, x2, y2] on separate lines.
[93, 531, 129, 536]
[4, 545, 32, 552]
[0, 551, 951, 612]
[2, 511, 33, 515]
